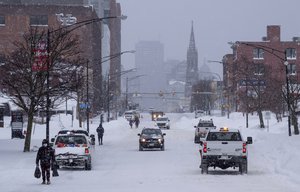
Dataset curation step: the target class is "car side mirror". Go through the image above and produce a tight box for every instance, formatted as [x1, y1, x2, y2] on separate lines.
[163, 133, 166, 136]
[137, 133, 141, 136]
[51, 138, 55, 142]
[247, 137, 253, 144]
[194, 126, 197, 128]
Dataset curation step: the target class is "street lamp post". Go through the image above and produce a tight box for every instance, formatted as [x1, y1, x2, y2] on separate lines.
[207, 60, 227, 117]
[284, 59, 292, 136]
[125, 75, 146, 110]
[86, 60, 90, 133]
[44, 14, 127, 140]
[91, 50, 135, 123]
[106, 68, 136, 122]
[198, 71, 223, 115]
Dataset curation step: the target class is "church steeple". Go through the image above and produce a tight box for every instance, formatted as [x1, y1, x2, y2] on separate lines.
[189, 21, 196, 49]
[185, 21, 199, 98]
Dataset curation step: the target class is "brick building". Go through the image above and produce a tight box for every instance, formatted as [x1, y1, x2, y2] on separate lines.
[108, 0, 122, 115]
[225, 25, 300, 113]
[0, 1, 111, 114]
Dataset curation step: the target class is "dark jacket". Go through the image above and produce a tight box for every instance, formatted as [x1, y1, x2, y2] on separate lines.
[96, 125, 104, 136]
[36, 146, 55, 166]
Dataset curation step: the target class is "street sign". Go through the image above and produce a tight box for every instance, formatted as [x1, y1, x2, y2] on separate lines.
[239, 79, 265, 87]
[79, 103, 90, 109]
[265, 111, 271, 120]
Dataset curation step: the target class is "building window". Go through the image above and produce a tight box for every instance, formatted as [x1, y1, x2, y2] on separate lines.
[254, 64, 264, 75]
[0, 15, 5, 26]
[287, 63, 296, 75]
[253, 48, 264, 59]
[30, 15, 48, 26]
[286, 48, 296, 59]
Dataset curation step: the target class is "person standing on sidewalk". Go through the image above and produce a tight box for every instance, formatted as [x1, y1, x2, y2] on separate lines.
[96, 123, 105, 145]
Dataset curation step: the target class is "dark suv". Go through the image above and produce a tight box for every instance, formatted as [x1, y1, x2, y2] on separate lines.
[138, 128, 166, 151]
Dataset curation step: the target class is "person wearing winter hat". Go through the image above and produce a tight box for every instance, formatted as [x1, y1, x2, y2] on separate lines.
[36, 139, 55, 184]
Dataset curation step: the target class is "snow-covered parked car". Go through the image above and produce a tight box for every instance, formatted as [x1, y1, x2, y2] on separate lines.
[51, 131, 93, 170]
[155, 116, 170, 129]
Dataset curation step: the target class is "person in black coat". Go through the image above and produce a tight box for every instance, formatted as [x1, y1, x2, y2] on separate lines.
[96, 123, 105, 145]
[36, 139, 55, 184]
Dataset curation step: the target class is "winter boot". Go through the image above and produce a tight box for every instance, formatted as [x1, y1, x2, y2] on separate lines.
[41, 180, 46, 184]
[47, 181, 51, 185]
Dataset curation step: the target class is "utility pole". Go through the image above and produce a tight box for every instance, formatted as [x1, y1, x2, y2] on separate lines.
[46, 29, 50, 142]
[86, 60, 90, 133]
[107, 75, 110, 122]
[125, 77, 128, 110]
[284, 51, 292, 136]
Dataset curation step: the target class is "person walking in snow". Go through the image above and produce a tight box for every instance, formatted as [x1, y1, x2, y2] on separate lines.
[36, 139, 55, 185]
[96, 123, 105, 145]
[129, 118, 134, 128]
[134, 114, 140, 128]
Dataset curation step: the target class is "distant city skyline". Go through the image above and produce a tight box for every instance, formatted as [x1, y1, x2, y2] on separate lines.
[121, 0, 300, 77]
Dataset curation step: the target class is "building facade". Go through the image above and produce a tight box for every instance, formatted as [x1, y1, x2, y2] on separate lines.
[0, 1, 103, 114]
[226, 25, 300, 113]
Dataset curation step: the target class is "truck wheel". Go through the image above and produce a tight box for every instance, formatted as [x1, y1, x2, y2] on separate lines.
[201, 163, 208, 174]
[139, 145, 143, 151]
[85, 161, 92, 170]
[242, 162, 248, 174]
[161, 145, 165, 151]
[194, 136, 199, 144]
[239, 161, 248, 174]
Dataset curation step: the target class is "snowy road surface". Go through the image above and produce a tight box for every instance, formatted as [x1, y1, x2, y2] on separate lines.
[0, 112, 299, 192]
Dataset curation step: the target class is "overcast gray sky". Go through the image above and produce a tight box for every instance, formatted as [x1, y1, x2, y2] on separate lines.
[120, 0, 300, 75]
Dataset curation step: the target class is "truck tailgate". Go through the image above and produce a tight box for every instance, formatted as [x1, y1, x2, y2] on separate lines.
[206, 141, 243, 156]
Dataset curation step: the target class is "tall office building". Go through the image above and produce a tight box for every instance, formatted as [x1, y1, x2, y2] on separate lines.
[134, 41, 165, 110]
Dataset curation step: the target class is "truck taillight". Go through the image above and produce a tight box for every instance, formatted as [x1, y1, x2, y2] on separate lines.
[242, 143, 246, 153]
[203, 142, 207, 153]
[85, 148, 89, 154]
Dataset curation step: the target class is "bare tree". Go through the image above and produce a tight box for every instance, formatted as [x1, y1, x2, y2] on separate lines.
[191, 80, 214, 114]
[234, 57, 269, 128]
[0, 27, 85, 152]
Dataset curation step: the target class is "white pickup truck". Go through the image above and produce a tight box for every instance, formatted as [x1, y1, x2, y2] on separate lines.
[194, 119, 216, 143]
[199, 127, 253, 174]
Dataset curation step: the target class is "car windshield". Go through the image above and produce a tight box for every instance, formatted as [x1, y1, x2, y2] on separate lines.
[157, 118, 168, 121]
[55, 135, 87, 145]
[142, 129, 162, 135]
[206, 132, 242, 141]
[125, 111, 136, 116]
[58, 130, 89, 137]
[198, 122, 214, 127]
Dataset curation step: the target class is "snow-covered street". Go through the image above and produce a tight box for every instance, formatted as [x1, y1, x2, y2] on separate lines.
[0, 112, 299, 192]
